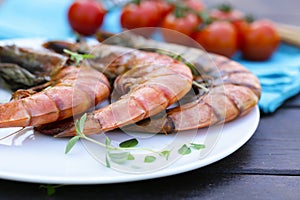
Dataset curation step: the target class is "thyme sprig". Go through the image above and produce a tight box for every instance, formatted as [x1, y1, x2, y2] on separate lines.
[63, 49, 95, 66]
[65, 114, 205, 167]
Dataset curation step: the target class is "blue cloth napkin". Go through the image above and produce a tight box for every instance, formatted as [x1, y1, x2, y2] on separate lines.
[233, 45, 300, 113]
[1, 0, 300, 113]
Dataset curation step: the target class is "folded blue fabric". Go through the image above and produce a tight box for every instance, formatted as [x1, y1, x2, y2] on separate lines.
[0, 0, 300, 113]
[233, 45, 300, 113]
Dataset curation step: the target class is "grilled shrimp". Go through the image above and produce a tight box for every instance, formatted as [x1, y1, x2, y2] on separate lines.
[0, 42, 111, 128]
[124, 55, 260, 133]
[0, 65, 110, 128]
[37, 44, 193, 136]
[94, 31, 261, 133]
[0, 45, 67, 90]
[0, 63, 46, 90]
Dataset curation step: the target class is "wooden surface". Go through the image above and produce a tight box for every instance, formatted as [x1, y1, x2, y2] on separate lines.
[0, 92, 300, 199]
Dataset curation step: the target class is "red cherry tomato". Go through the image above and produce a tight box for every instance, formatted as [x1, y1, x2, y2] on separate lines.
[161, 12, 200, 45]
[184, 0, 205, 12]
[120, 1, 161, 37]
[232, 19, 249, 48]
[67, 0, 106, 36]
[239, 19, 280, 61]
[209, 9, 244, 22]
[209, 4, 245, 49]
[153, 0, 173, 18]
[192, 21, 238, 58]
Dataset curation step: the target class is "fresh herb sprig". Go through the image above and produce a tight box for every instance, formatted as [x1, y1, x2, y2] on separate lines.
[65, 114, 158, 154]
[63, 49, 95, 66]
[65, 114, 205, 167]
[178, 143, 206, 155]
[65, 114, 166, 166]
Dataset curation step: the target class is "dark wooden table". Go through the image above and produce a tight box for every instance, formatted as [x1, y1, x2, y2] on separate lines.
[0, 92, 299, 199]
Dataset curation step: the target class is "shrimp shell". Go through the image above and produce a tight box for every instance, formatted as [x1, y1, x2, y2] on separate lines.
[0, 65, 110, 128]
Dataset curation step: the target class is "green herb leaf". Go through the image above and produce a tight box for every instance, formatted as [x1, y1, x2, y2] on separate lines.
[75, 114, 87, 136]
[175, 54, 182, 61]
[105, 137, 111, 146]
[40, 185, 56, 196]
[39, 184, 64, 196]
[75, 120, 80, 136]
[119, 138, 138, 148]
[78, 113, 87, 134]
[82, 54, 95, 59]
[190, 143, 205, 150]
[186, 62, 200, 76]
[178, 144, 192, 155]
[160, 150, 171, 160]
[144, 155, 156, 163]
[108, 152, 130, 164]
[127, 153, 135, 160]
[105, 154, 111, 168]
[63, 49, 95, 66]
[47, 187, 56, 196]
[65, 136, 80, 154]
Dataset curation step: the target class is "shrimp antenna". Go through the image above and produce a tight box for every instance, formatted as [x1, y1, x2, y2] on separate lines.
[0, 127, 26, 141]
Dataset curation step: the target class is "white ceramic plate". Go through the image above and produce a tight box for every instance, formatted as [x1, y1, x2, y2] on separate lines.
[0, 39, 260, 184]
